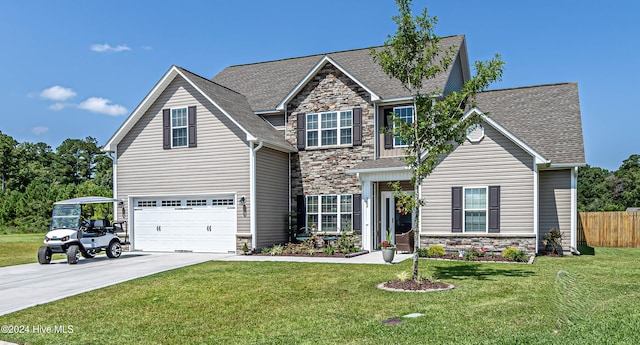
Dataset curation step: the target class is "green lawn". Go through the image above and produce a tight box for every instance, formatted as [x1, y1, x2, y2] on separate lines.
[1, 248, 640, 344]
[0, 233, 50, 267]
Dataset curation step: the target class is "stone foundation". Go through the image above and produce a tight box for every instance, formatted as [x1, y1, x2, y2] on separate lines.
[420, 234, 537, 256]
[236, 233, 252, 254]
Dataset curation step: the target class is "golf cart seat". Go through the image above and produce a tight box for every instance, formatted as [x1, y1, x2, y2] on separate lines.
[84, 219, 109, 237]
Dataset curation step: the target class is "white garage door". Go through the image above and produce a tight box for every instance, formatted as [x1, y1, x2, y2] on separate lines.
[133, 196, 237, 253]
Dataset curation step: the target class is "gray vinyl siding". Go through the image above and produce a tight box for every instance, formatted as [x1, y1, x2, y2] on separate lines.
[443, 53, 464, 95]
[539, 169, 572, 250]
[261, 114, 286, 131]
[116, 76, 251, 233]
[255, 147, 290, 248]
[422, 123, 535, 234]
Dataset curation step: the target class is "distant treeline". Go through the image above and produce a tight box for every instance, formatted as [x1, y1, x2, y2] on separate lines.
[0, 133, 112, 233]
[578, 154, 640, 211]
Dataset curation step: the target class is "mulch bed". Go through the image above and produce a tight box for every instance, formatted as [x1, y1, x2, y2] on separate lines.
[378, 279, 455, 292]
[253, 250, 369, 258]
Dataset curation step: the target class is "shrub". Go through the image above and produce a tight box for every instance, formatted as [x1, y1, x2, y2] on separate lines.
[396, 271, 410, 282]
[543, 228, 563, 255]
[464, 247, 487, 260]
[502, 246, 528, 262]
[269, 244, 284, 256]
[322, 245, 335, 255]
[336, 227, 357, 254]
[417, 247, 429, 257]
[426, 245, 446, 258]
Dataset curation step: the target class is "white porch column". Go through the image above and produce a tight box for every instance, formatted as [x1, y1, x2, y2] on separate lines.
[361, 179, 373, 251]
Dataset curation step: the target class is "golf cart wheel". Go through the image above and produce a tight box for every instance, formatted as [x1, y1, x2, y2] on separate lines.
[38, 246, 52, 264]
[81, 249, 95, 259]
[106, 240, 122, 258]
[66, 245, 79, 264]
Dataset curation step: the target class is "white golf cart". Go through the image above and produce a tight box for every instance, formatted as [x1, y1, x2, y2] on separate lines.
[37, 196, 129, 264]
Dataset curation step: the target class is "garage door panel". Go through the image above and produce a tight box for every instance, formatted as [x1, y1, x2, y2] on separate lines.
[133, 196, 237, 253]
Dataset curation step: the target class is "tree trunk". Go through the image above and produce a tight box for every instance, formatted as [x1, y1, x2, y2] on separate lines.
[412, 98, 421, 281]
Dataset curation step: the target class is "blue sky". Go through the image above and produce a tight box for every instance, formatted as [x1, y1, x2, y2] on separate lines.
[1, 0, 637, 171]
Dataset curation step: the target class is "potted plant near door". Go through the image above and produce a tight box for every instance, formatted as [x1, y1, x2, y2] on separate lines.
[380, 229, 396, 263]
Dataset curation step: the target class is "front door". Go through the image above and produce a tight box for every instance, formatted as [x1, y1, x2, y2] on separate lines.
[380, 191, 414, 249]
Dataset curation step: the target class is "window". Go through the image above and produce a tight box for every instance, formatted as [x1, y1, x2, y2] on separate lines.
[171, 108, 188, 147]
[306, 194, 353, 232]
[211, 198, 234, 206]
[306, 110, 352, 147]
[393, 106, 414, 147]
[186, 199, 207, 206]
[137, 200, 156, 208]
[464, 187, 487, 232]
[162, 200, 182, 207]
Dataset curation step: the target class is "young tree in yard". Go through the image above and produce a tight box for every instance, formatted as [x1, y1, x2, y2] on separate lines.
[371, 0, 504, 280]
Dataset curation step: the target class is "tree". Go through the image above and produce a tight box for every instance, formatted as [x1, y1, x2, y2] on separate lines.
[371, 0, 504, 280]
[615, 154, 640, 208]
[0, 133, 18, 193]
[53, 137, 102, 185]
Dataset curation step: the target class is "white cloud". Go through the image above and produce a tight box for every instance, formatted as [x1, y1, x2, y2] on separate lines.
[49, 103, 67, 111]
[91, 43, 131, 52]
[32, 126, 49, 135]
[40, 85, 76, 101]
[142, 46, 153, 51]
[78, 97, 127, 116]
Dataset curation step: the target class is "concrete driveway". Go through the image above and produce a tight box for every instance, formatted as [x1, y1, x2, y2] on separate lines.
[0, 252, 216, 316]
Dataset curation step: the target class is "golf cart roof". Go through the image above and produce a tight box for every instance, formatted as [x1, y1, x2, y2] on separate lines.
[54, 196, 123, 205]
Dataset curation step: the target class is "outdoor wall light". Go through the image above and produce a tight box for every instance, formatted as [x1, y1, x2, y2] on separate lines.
[240, 195, 246, 206]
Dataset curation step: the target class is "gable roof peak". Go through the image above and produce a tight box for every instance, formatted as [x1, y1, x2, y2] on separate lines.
[174, 65, 245, 97]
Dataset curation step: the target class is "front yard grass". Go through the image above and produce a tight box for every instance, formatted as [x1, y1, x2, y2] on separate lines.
[0, 233, 59, 267]
[1, 247, 640, 344]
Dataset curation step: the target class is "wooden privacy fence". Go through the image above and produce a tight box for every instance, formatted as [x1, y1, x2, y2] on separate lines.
[578, 212, 640, 247]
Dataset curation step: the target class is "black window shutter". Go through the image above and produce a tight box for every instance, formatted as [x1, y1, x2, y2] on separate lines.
[162, 109, 171, 149]
[452, 187, 463, 232]
[382, 108, 393, 149]
[352, 107, 362, 146]
[296, 195, 306, 232]
[488, 186, 501, 233]
[188, 106, 197, 148]
[296, 113, 306, 150]
[352, 194, 362, 234]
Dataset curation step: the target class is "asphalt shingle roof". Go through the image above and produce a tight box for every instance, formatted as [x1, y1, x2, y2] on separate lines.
[176, 66, 295, 151]
[476, 82, 585, 165]
[212, 35, 465, 112]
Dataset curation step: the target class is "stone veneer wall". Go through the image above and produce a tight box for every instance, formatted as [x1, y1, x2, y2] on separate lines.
[420, 234, 537, 256]
[286, 63, 375, 207]
[236, 233, 252, 254]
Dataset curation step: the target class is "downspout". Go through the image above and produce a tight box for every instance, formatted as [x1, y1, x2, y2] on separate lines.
[107, 151, 118, 221]
[571, 166, 579, 254]
[250, 139, 264, 250]
[533, 163, 539, 254]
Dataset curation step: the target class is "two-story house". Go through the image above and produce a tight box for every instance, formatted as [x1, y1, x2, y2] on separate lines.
[104, 35, 584, 255]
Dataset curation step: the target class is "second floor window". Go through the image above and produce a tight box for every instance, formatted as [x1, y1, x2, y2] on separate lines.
[307, 110, 352, 147]
[393, 106, 414, 147]
[171, 108, 188, 147]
